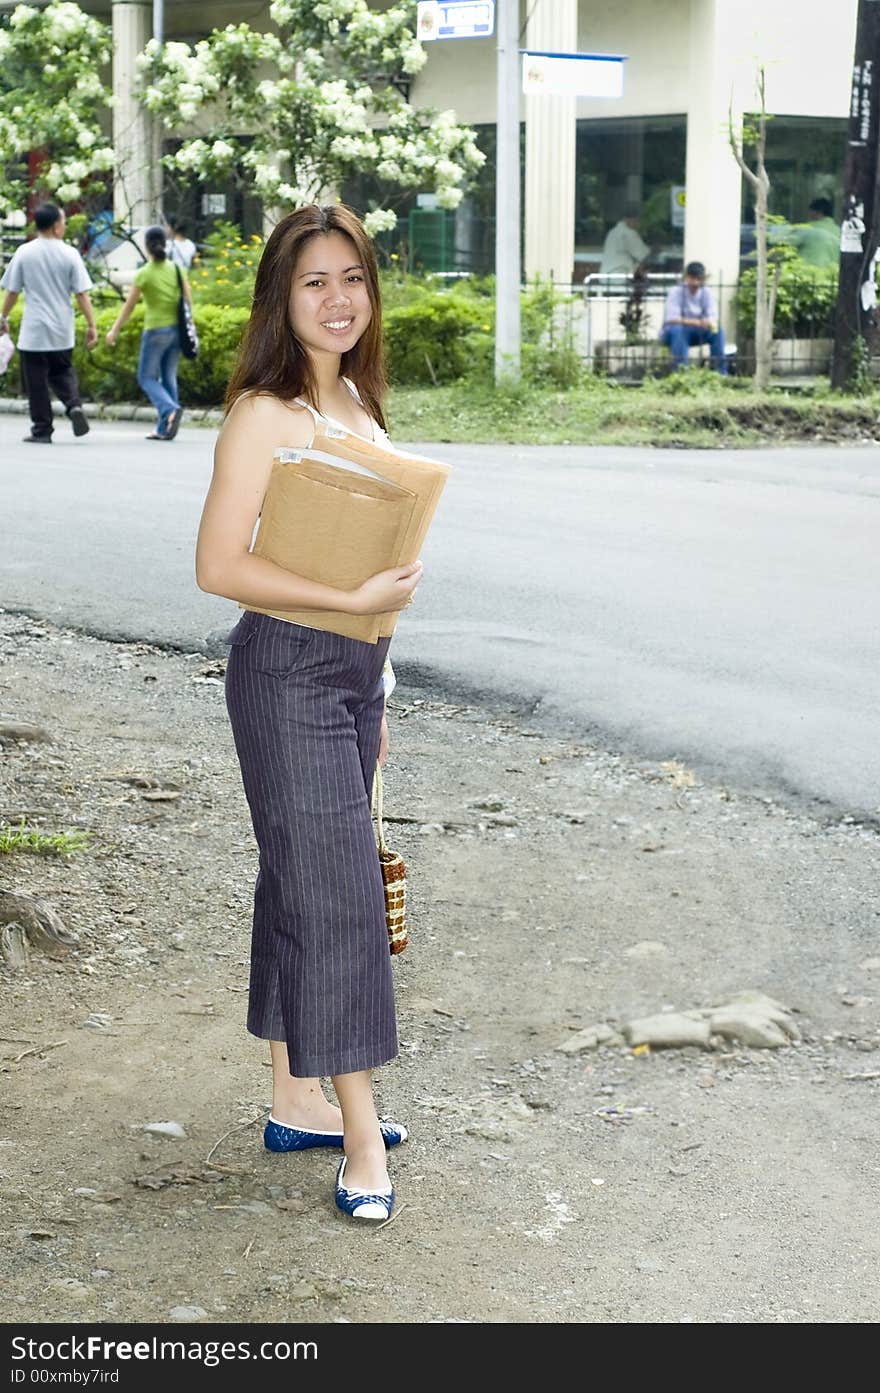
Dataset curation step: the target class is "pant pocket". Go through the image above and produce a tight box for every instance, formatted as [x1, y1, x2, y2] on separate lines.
[251, 618, 316, 677]
[226, 610, 256, 646]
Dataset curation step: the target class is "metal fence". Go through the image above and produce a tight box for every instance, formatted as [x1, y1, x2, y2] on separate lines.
[547, 273, 835, 381]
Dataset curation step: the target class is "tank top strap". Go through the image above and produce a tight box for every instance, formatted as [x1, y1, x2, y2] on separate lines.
[291, 396, 323, 426]
[292, 386, 384, 445]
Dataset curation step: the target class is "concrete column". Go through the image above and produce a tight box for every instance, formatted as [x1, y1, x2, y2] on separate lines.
[684, 0, 744, 332]
[525, 0, 577, 285]
[112, 1, 154, 226]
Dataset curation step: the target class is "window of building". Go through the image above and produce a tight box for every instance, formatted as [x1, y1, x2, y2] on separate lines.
[740, 114, 847, 261]
[575, 114, 687, 280]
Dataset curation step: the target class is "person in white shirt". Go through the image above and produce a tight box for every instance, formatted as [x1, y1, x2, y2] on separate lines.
[598, 206, 652, 276]
[0, 201, 97, 442]
[659, 260, 727, 373]
[164, 216, 197, 270]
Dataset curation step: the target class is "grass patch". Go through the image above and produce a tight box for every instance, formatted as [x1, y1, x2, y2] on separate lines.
[0, 819, 90, 857]
[387, 378, 880, 447]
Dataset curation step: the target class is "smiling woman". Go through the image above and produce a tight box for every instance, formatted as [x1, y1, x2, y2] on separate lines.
[223, 203, 388, 432]
[194, 204, 426, 1227]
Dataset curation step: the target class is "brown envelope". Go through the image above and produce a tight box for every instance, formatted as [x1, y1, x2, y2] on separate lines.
[243, 417, 451, 643]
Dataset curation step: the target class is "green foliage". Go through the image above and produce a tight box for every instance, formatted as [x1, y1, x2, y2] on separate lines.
[382, 274, 584, 387]
[192, 221, 263, 308]
[384, 292, 487, 385]
[649, 367, 745, 397]
[61, 303, 249, 405]
[386, 379, 880, 446]
[736, 257, 838, 338]
[0, 818, 90, 857]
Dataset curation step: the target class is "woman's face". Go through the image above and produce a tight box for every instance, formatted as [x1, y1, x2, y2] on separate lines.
[288, 231, 372, 358]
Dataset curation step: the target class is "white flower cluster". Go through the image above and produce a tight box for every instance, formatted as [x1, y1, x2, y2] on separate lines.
[362, 207, 398, 237]
[271, 0, 356, 26]
[170, 139, 211, 174]
[330, 133, 378, 162]
[44, 2, 94, 40]
[276, 181, 319, 206]
[128, 5, 484, 228]
[139, 38, 221, 122]
[9, 5, 39, 29]
[43, 142, 114, 202]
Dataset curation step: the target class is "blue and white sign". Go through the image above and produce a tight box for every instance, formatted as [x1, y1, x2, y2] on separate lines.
[522, 51, 626, 99]
[417, 0, 495, 42]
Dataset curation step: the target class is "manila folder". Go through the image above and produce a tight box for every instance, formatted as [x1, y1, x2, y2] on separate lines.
[244, 419, 451, 643]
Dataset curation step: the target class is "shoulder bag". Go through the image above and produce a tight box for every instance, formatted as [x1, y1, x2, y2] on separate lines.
[175, 265, 199, 360]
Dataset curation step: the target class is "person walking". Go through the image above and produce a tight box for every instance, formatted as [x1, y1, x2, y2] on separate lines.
[105, 225, 190, 440]
[659, 261, 727, 373]
[195, 204, 421, 1223]
[0, 202, 97, 444]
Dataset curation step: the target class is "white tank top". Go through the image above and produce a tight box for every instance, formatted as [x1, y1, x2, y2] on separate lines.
[292, 376, 389, 445]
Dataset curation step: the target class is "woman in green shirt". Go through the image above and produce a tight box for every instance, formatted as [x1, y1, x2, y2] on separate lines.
[106, 225, 192, 440]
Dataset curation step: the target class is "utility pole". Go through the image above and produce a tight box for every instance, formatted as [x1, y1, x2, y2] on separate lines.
[152, 0, 165, 219]
[831, 0, 880, 388]
[494, 0, 521, 383]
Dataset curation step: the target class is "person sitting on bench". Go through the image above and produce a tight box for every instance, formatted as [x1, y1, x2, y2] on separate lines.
[660, 262, 727, 373]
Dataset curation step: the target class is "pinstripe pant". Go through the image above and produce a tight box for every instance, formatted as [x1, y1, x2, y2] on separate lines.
[224, 609, 398, 1078]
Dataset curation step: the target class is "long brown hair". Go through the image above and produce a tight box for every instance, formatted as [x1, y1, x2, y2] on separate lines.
[225, 204, 387, 429]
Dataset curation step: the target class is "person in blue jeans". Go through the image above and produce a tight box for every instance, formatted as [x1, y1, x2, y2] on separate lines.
[106, 225, 192, 439]
[660, 261, 727, 374]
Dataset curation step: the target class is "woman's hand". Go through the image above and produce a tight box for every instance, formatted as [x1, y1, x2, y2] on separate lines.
[349, 560, 422, 615]
[105, 327, 119, 347]
[378, 711, 389, 767]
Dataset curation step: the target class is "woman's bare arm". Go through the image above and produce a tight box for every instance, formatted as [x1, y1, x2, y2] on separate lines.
[195, 395, 421, 615]
[106, 285, 141, 343]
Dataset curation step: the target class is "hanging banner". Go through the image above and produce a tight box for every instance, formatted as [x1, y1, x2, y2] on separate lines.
[521, 50, 626, 99]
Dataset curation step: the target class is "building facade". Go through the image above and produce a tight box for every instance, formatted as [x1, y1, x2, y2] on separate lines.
[2, 0, 860, 298]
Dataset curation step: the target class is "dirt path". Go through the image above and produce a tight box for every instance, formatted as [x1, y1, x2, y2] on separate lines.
[1, 610, 878, 1325]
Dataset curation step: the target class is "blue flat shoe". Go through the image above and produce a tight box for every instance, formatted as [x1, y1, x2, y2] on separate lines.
[334, 1156, 394, 1222]
[263, 1116, 408, 1153]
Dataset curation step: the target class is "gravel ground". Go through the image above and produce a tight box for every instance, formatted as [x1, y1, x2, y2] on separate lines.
[1, 609, 879, 1325]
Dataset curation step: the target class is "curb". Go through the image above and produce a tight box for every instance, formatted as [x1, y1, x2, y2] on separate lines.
[0, 397, 223, 426]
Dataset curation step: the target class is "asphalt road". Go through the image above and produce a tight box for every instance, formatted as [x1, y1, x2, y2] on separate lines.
[1, 412, 878, 816]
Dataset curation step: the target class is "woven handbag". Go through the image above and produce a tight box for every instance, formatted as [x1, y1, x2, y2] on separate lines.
[371, 760, 408, 955]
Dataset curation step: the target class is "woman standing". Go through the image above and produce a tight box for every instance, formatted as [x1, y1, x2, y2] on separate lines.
[106, 225, 189, 440]
[195, 205, 421, 1223]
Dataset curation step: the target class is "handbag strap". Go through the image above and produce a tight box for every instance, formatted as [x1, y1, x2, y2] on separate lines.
[371, 760, 388, 853]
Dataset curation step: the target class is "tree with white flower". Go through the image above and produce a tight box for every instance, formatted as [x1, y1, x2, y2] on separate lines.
[139, 0, 485, 236]
[0, 2, 115, 215]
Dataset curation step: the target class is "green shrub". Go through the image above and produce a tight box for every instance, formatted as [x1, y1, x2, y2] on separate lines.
[2, 269, 585, 402]
[384, 293, 488, 384]
[3, 300, 249, 406]
[72, 304, 249, 405]
[191, 220, 262, 308]
[648, 367, 742, 396]
[736, 258, 838, 338]
[177, 305, 250, 404]
[383, 274, 584, 387]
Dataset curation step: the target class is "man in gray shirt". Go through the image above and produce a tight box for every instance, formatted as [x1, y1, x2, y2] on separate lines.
[659, 260, 727, 374]
[0, 202, 98, 442]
